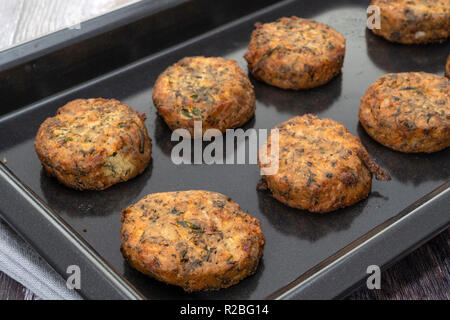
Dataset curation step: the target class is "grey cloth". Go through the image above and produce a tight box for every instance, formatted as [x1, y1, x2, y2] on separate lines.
[0, 219, 82, 300]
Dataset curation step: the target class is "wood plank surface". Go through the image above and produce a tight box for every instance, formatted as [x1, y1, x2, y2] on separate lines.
[348, 229, 449, 300]
[0, 0, 24, 50]
[0, 0, 448, 300]
[0, 0, 140, 51]
[0, 272, 39, 300]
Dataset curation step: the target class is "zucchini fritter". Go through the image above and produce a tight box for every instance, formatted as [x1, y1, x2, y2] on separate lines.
[35, 98, 152, 190]
[120, 191, 265, 292]
[244, 16, 346, 90]
[152, 56, 255, 135]
[359, 72, 450, 153]
[258, 115, 390, 213]
[369, 0, 450, 44]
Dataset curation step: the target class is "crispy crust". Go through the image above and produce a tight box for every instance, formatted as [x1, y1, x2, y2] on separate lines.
[152, 56, 255, 136]
[120, 191, 265, 292]
[244, 16, 346, 90]
[369, 0, 450, 44]
[446, 55, 450, 79]
[359, 72, 450, 153]
[258, 115, 390, 213]
[35, 98, 152, 190]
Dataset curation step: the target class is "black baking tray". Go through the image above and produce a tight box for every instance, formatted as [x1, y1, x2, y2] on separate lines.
[0, 0, 448, 300]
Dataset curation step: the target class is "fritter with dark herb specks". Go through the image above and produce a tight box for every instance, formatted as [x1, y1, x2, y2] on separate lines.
[369, 0, 450, 44]
[152, 56, 255, 135]
[360, 72, 450, 153]
[120, 190, 265, 292]
[258, 115, 390, 213]
[35, 98, 152, 190]
[244, 17, 346, 90]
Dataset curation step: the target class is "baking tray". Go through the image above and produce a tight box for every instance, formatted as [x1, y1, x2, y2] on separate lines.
[0, 0, 448, 300]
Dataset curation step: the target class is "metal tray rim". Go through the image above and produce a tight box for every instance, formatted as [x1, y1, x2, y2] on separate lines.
[0, 163, 145, 300]
[0, 0, 189, 72]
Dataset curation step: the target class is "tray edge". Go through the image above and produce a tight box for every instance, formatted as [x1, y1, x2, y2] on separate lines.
[268, 181, 450, 300]
[0, 163, 145, 300]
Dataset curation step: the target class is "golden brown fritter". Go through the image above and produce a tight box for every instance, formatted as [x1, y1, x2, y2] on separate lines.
[120, 191, 265, 292]
[258, 115, 390, 213]
[152, 56, 255, 136]
[446, 55, 450, 79]
[35, 98, 152, 190]
[369, 0, 450, 44]
[244, 16, 346, 90]
[359, 72, 450, 153]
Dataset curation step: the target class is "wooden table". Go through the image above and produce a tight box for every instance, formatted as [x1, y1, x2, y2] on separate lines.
[0, 0, 448, 300]
[0, 0, 140, 50]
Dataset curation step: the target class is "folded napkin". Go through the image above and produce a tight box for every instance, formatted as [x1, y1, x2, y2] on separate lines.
[0, 219, 82, 300]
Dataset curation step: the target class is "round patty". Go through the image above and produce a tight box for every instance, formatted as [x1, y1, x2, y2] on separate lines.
[244, 16, 346, 90]
[35, 98, 152, 190]
[369, 0, 450, 44]
[359, 72, 450, 153]
[120, 190, 265, 292]
[258, 115, 390, 213]
[152, 56, 255, 136]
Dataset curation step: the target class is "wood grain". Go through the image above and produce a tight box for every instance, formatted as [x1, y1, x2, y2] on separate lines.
[348, 229, 450, 300]
[0, 0, 140, 51]
[0, 272, 39, 300]
[0, 0, 24, 50]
